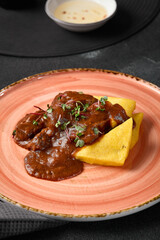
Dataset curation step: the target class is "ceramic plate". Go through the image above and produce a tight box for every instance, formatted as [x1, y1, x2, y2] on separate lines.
[0, 69, 160, 221]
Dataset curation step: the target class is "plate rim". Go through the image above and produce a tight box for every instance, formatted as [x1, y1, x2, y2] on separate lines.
[0, 68, 160, 221]
[0, 192, 160, 221]
[1, 68, 160, 94]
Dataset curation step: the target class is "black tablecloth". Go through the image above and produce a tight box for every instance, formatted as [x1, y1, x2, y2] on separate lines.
[0, 2, 160, 240]
[0, 0, 160, 57]
[0, 200, 67, 239]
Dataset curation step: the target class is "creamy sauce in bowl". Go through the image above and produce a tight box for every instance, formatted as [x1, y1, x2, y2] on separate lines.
[53, 0, 107, 24]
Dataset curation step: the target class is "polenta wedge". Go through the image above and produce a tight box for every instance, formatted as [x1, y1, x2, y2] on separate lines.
[74, 118, 133, 166]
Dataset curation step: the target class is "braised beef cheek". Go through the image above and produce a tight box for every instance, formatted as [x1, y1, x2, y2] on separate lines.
[13, 91, 129, 181]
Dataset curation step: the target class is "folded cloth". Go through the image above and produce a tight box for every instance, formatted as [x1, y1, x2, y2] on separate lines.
[0, 200, 67, 239]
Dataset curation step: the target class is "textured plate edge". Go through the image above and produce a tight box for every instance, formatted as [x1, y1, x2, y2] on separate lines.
[0, 68, 160, 94]
[0, 68, 160, 221]
[0, 193, 160, 221]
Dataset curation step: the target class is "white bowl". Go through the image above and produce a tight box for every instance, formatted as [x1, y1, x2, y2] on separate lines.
[45, 0, 117, 32]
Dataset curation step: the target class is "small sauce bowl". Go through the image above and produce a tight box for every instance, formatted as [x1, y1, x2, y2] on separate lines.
[45, 0, 117, 32]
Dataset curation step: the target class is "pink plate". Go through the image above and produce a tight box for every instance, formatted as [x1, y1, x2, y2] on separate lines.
[0, 69, 160, 221]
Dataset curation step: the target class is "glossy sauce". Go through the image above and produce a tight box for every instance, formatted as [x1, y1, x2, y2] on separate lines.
[54, 0, 107, 24]
[13, 91, 129, 181]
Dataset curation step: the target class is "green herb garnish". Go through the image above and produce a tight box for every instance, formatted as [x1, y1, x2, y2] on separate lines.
[77, 132, 83, 137]
[74, 125, 86, 137]
[61, 121, 70, 130]
[93, 127, 102, 135]
[71, 101, 89, 120]
[76, 101, 89, 112]
[100, 96, 108, 105]
[74, 137, 79, 143]
[76, 101, 84, 107]
[75, 139, 85, 148]
[73, 125, 86, 146]
[61, 103, 71, 111]
[83, 103, 89, 112]
[33, 120, 38, 125]
[71, 103, 81, 120]
[67, 105, 71, 110]
[47, 104, 53, 113]
[12, 130, 16, 137]
[55, 120, 61, 128]
[74, 125, 86, 132]
[43, 114, 48, 119]
[96, 107, 105, 111]
[81, 115, 87, 119]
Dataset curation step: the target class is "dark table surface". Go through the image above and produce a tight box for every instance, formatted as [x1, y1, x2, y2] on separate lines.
[0, 6, 160, 240]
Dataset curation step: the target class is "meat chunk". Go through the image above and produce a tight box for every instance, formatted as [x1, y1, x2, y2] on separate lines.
[27, 128, 54, 151]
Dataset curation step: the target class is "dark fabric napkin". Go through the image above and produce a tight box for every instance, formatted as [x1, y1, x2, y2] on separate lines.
[0, 200, 67, 239]
[0, 0, 160, 57]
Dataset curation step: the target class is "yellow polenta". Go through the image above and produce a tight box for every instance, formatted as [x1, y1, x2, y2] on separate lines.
[74, 118, 133, 166]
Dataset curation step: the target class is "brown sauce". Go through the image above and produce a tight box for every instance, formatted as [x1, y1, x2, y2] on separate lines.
[13, 91, 129, 181]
